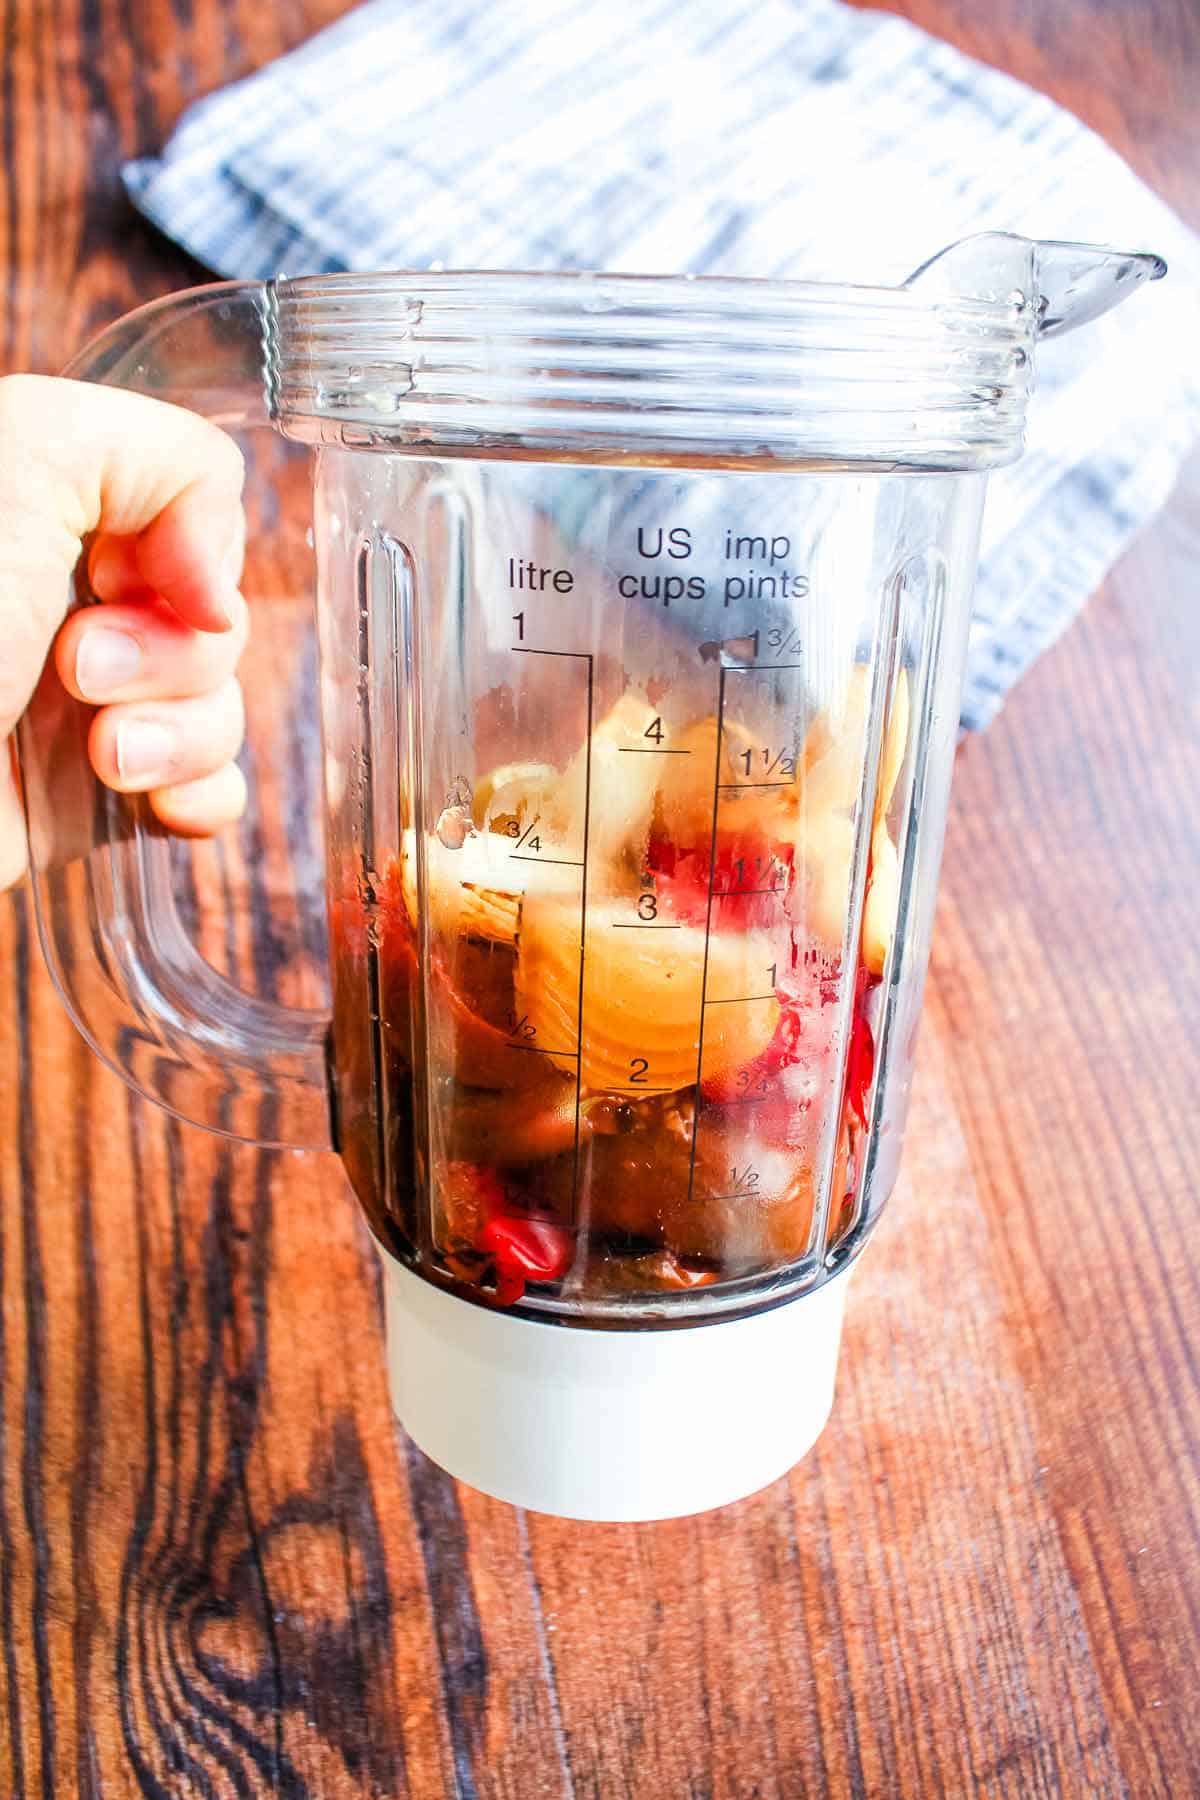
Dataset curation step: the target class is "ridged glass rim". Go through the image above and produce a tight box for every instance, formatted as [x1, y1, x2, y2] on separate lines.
[266, 266, 1037, 472]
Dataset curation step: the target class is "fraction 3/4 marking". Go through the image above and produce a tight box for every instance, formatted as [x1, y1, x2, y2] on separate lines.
[765, 624, 804, 659]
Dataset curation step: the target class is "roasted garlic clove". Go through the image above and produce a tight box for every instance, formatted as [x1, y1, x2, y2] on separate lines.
[783, 663, 909, 959]
[798, 663, 910, 824]
[877, 667, 910, 825]
[862, 818, 900, 977]
[790, 810, 856, 953]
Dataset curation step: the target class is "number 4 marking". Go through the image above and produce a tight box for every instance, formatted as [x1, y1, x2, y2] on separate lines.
[645, 716, 664, 743]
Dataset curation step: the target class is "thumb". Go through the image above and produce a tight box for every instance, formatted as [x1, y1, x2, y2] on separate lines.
[0, 374, 246, 750]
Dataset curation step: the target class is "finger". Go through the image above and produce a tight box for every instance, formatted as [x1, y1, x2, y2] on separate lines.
[56, 590, 248, 705]
[0, 375, 245, 741]
[89, 524, 245, 607]
[135, 475, 246, 631]
[149, 762, 247, 837]
[88, 679, 245, 793]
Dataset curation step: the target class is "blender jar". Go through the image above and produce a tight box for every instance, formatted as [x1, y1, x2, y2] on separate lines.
[17, 237, 1164, 1519]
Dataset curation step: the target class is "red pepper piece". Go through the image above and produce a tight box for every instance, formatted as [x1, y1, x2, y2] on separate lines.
[478, 1215, 573, 1306]
[645, 835, 796, 928]
[845, 1007, 875, 1128]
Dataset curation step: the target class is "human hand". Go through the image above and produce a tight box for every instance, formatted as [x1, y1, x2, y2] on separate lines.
[0, 375, 250, 891]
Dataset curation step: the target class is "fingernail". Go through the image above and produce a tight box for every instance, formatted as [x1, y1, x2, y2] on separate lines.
[116, 720, 176, 785]
[76, 627, 143, 699]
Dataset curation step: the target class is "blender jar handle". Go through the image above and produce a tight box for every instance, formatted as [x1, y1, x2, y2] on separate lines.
[15, 283, 334, 1151]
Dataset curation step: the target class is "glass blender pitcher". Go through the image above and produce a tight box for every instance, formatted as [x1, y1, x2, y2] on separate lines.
[17, 234, 1163, 1520]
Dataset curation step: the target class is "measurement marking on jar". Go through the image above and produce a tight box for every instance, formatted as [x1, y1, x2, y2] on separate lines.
[509, 640, 594, 1228]
[703, 993, 777, 1005]
[718, 780, 795, 792]
[711, 886, 785, 897]
[724, 662, 804, 676]
[617, 747, 692, 756]
[510, 855, 585, 867]
[727, 628, 805, 663]
[511, 646, 589, 661]
[573, 656, 595, 1226]
[741, 748, 795, 779]
[505, 1043, 580, 1057]
[684, 664, 728, 1209]
[611, 922, 682, 930]
[605, 1084, 677, 1094]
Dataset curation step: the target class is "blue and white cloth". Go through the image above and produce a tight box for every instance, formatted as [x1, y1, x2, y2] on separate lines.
[125, 0, 1200, 729]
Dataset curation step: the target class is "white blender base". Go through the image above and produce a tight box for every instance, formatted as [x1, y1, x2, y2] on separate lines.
[381, 1254, 848, 1521]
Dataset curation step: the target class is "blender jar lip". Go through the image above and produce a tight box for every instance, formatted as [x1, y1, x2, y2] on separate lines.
[270, 263, 1037, 336]
[276, 264, 1015, 309]
[265, 263, 1039, 470]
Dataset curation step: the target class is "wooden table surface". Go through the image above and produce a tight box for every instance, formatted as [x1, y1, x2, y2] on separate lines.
[2, 1, 1198, 1794]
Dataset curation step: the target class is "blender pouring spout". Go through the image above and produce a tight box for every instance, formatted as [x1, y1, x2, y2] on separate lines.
[905, 230, 1167, 337]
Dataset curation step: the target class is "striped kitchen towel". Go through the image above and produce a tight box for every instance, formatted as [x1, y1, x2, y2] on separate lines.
[124, 0, 1200, 729]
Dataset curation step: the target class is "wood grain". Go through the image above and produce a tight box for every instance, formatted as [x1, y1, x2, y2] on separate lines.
[2, 0, 1198, 1794]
